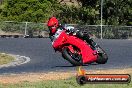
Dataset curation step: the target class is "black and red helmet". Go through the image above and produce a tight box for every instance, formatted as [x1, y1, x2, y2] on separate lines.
[47, 17, 59, 27]
[47, 17, 59, 34]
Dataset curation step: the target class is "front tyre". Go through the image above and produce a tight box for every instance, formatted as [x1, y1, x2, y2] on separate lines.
[62, 47, 82, 66]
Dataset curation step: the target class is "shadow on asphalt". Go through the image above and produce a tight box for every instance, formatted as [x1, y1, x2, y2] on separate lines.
[53, 63, 99, 68]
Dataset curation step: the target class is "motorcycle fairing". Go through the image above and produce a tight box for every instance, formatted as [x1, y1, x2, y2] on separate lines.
[52, 31, 97, 64]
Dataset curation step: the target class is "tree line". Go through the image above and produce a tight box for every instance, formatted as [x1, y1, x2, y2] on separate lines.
[0, 0, 131, 26]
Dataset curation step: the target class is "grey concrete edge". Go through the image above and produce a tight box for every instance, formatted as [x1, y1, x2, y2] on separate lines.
[0, 53, 30, 68]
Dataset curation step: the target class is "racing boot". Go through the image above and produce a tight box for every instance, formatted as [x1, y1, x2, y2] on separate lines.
[76, 30, 95, 49]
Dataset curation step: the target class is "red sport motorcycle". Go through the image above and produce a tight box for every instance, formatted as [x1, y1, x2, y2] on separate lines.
[50, 27, 108, 66]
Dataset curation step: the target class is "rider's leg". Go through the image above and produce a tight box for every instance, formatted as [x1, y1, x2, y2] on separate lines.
[76, 30, 94, 46]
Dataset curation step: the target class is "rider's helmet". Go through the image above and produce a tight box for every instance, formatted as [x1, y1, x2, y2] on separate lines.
[47, 17, 59, 34]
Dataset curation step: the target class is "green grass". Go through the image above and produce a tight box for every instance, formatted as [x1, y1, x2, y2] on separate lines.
[0, 53, 15, 65]
[0, 76, 131, 88]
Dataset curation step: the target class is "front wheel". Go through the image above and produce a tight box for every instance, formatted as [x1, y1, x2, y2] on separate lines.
[62, 47, 83, 66]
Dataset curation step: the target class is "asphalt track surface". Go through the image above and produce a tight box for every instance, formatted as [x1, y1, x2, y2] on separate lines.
[0, 38, 132, 74]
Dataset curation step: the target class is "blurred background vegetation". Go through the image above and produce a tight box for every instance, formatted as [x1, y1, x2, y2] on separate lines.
[0, 0, 132, 39]
[0, 0, 131, 25]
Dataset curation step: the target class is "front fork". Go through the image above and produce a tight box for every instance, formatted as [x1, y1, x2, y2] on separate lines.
[67, 45, 74, 53]
[63, 45, 81, 55]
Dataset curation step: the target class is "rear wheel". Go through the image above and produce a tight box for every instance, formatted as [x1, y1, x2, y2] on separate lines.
[96, 53, 108, 64]
[96, 46, 108, 64]
[62, 47, 82, 66]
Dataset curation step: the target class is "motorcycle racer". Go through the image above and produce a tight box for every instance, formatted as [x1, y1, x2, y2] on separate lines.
[47, 17, 108, 65]
[47, 16, 93, 45]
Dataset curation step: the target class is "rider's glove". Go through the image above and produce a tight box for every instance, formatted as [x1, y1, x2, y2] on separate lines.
[66, 26, 75, 33]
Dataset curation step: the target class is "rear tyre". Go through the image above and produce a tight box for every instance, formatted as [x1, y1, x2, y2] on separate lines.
[96, 53, 108, 64]
[96, 46, 108, 64]
[62, 47, 82, 66]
